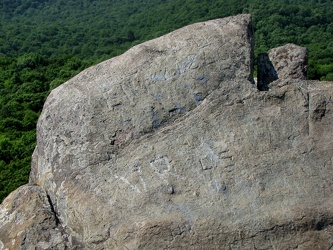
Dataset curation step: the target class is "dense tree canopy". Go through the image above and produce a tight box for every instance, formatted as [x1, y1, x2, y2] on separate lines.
[1, 0, 333, 201]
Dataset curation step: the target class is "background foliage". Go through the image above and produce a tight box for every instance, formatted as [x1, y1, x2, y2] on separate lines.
[1, 0, 333, 202]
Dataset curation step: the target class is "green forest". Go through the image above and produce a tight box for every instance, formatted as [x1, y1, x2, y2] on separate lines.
[1, 0, 333, 202]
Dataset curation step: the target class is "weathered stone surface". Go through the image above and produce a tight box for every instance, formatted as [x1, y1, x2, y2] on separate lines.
[0, 184, 68, 249]
[1, 14, 333, 249]
[258, 43, 308, 90]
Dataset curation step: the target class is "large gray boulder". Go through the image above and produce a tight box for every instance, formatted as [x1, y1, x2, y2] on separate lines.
[1, 14, 333, 249]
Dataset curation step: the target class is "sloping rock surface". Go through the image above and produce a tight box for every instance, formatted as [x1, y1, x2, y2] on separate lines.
[1, 14, 333, 249]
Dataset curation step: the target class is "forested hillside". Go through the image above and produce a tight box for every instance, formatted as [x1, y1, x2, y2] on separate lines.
[1, 0, 333, 202]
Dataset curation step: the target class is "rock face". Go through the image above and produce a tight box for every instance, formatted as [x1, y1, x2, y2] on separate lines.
[1, 14, 333, 249]
[0, 184, 68, 249]
[257, 43, 308, 90]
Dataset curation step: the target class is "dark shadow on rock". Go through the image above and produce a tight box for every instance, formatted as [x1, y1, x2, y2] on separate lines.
[257, 53, 278, 91]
